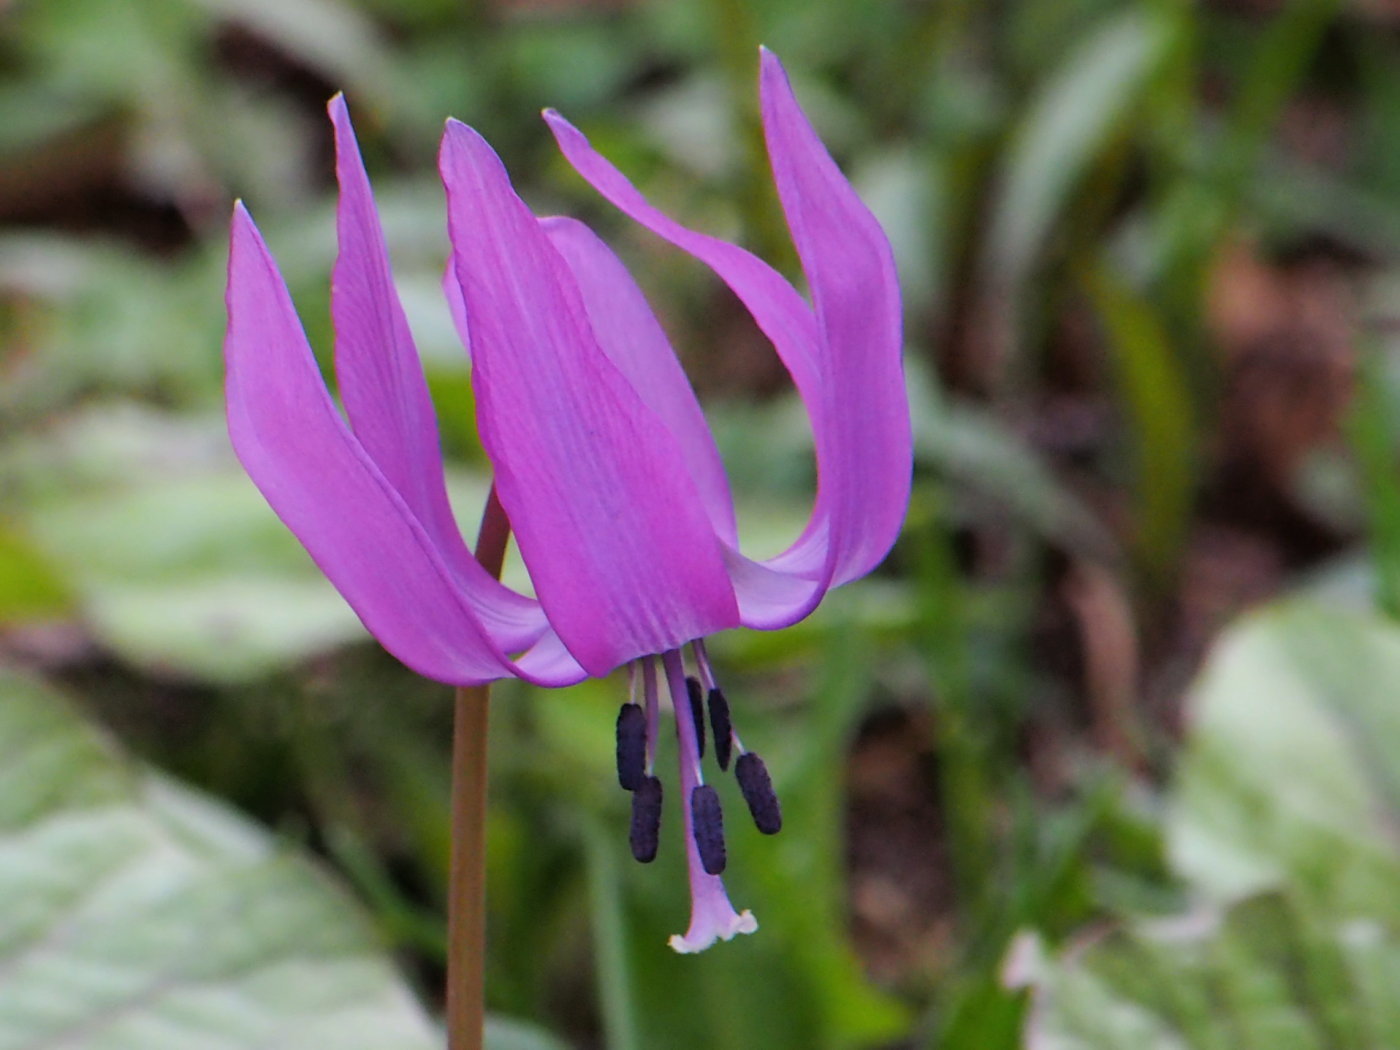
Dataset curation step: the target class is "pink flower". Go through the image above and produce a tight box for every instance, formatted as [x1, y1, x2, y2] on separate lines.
[224, 49, 909, 953]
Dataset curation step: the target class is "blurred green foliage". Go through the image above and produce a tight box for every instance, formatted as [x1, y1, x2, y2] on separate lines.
[0, 667, 446, 1048]
[4, 0, 1400, 1046]
[1027, 603, 1400, 1046]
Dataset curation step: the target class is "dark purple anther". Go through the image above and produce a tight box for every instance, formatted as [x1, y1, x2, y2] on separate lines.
[690, 785, 727, 875]
[630, 776, 663, 862]
[615, 702, 646, 791]
[685, 675, 706, 760]
[735, 752, 781, 834]
[707, 687, 732, 771]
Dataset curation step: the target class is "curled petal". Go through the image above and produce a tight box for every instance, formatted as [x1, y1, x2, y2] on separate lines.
[544, 54, 910, 630]
[543, 110, 821, 404]
[328, 96, 543, 651]
[758, 48, 910, 587]
[440, 121, 739, 677]
[225, 204, 585, 688]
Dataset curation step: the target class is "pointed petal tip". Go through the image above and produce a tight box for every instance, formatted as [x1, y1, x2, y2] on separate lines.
[541, 108, 576, 140]
[438, 120, 469, 165]
[542, 111, 592, 170]
[329, 95, 357, 159]
[229, 199, 260, 239]
[439, 120, 511, 189]
[329, 101, 352, 141]
[440, 116, 466, 144]
[758, 45, 792, 94]
[440, 117, 486, 155]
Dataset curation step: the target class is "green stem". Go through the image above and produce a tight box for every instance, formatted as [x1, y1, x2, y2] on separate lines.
[446, 487, 511, 1050]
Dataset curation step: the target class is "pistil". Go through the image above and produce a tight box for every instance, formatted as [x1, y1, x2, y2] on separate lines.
[660, 648, 756, 953]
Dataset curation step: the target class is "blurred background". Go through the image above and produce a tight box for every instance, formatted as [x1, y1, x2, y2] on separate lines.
[5, 0, 1400, 1047]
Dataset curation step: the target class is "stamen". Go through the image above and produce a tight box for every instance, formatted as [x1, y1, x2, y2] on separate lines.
[708, 687, 733, 771]
[691, 638, 717, 689]
[629, 776, 663, 862]
[615, 702, 646, 791]
[690, 785, 727, 874]
[685, 676, 706, 759]
[641, 657, 660, 773]
[735, 752, 782, 834]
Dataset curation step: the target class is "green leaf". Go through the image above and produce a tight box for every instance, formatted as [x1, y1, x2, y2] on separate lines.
[1149, 0, 1340, 300]
[193, 0, 394, 100]
[0, 523, 72, 623]
[1168, 601, 1400, 921]
[0, 668, 439, 1048]
[1024, 600, 1400, 1047]
[1081, 262, 1195, 585]
[1021, 892, 1400, 1050]
[483, 1017, 572, 1050]
[910, 368, 1118, 561]
[984, 8, 1174, 296]
[1345, 340, 1400, 622]
[2, 406, 366, 681]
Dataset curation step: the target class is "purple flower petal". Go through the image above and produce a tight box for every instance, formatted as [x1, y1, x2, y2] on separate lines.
[544, 53, 910, 629]
[328, 97, 543, 652]
[542, 110, 822, 403]
[541, 113, 826, 628]
[225, 203, 586, 688]
[758, 48, 910, 587]
[442, 262, 472, 353]
[541, 215, 737, 545]
[439, 121, 740, 676]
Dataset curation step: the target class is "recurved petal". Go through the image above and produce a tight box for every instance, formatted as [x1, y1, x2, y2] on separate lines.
[542, 112, 825, 628]
[440, 121, 739, 677]
[225, 203, 584, 687]
[758, 48, 910, 588]
[328, 97, 544, 652]
[541, 216, 737, 546]
[545, 60, 910, 631]
[543, 110, 822, 406]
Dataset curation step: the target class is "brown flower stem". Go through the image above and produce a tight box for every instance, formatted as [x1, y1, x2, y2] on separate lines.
[447, 485, 511, 1050]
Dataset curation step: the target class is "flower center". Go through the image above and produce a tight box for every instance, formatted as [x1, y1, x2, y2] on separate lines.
[611, 640, 780, 951]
